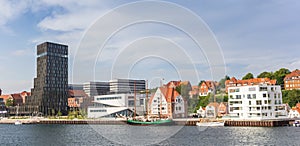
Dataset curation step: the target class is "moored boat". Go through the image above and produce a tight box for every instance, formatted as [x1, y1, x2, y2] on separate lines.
[14, 120, 22, 125]
[127, 118, 173, 125]
[293, 120, 300, 127]
[196, 121, 224, 127]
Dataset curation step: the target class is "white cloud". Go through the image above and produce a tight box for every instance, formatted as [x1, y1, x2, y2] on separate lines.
[0, 0, 29, 33]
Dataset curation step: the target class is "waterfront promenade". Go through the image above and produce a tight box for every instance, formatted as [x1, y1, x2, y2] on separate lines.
[0, 117, 295, 127]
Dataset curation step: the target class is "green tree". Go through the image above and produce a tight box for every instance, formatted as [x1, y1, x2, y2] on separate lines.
[273, 68, 290, 86]
[57, 110, 62, 117]
[257, 71, 274, 79]
[219, 75, 230, 89]
[198, 80, 205, 86]
[282, 90, 300, 107]
[5, 98, 13, 107]
[242, 73, 254, 80]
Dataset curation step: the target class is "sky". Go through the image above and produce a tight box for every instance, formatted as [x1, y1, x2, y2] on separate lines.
[0, 0, 300, 94]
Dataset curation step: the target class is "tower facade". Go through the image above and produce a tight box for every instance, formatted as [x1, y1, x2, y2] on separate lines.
[27, 42, 68, 116]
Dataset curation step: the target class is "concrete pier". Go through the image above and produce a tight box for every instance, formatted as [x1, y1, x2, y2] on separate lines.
[225, 120, 291, 127]
[0, 118, 294, 127]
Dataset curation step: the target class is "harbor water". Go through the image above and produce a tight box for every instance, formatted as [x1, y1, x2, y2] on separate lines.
[0, 124, 299, 145]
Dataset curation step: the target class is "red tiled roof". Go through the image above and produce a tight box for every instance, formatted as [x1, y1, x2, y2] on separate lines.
[291, 107, 300, 114]
[296, 103, 300, 109]
[202, 81, 218, 89]
[226, 77, 276, 86]
[0, 95, 12, 100]
[11, 94, 23, 100]
[20, 91, 31, 97]
[284, 69, 300, 80]
[149, 81, 183, 105]
[207, 102, 220, 108]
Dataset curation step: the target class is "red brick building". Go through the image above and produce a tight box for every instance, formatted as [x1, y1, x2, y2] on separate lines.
[68, 90, 92, 110]
[284, 69, 300, 90]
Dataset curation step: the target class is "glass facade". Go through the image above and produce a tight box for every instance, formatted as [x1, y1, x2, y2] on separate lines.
[26, 42, 68, 116]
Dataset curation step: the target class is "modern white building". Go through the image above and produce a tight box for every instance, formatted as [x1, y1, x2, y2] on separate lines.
[87, 93, 145, 118]
[228, 85, 287, 120]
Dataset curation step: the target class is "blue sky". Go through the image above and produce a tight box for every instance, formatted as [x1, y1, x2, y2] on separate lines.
[0, 0, 300, 94]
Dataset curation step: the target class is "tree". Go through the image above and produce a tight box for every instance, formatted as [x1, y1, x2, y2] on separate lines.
[219, 75, 230, 89]
[57, 110, 62, 117]
[198, 80, 205, 86]
[257, 71, 274, 79]
[273, 68, 291, 86]
[242, 73, 254, 80]
[5, 98, 13, 107]
[282, 90, 300, 107]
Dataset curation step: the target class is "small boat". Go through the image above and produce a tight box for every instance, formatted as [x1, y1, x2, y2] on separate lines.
[293, 120, 300, 127]
[127, 118, 173, 125]
[196, 121, 224, 127]
[14, 120, 22, 125]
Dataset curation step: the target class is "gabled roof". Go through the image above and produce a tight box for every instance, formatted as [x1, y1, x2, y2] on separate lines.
[11, 94, 23, 100]
[20, 91, 31, 97]
[0, 95, 12, 100]
[207, 102, 220, 109]
[291, 107, 300, 114]
[202, 81, 218, 89]
[149, 83, 182, 105]
[284, 69, 300, 80]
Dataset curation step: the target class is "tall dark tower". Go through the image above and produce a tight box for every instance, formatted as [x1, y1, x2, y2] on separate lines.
[27, 42, 68, 116]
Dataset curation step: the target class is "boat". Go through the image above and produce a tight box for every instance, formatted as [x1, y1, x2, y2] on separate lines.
[196, 121, 225, 127]
[14, 120, 22, 125]
[127, 118, 173, 125]
[293, 120, 300, 127]
[126, 80, 173, 126]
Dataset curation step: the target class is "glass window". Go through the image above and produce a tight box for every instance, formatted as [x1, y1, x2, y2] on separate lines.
[263, 93, 267, 97]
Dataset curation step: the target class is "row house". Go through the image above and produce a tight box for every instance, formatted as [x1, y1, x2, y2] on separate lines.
[284, 69, 300, 90]
[196, 102, 228, 118]
[148, 81, 188, 119]
[199, 81, 218, 96]
[189, 85, 200, 98]
[288, 103, 300, 118]
[225, 77, 276, 93]
[0, 91, 30, 106]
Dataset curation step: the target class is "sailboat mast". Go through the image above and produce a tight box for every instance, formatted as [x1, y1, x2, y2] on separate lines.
[134, 81, 136, 118]
[145, 80, 148, 115]
[159, 79, 163, 119]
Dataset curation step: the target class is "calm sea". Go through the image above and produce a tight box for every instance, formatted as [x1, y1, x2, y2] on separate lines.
[0, 124, 299, 145]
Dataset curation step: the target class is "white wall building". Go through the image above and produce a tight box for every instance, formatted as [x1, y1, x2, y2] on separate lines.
[288, 109, 300, 118]
[148, 87, 187, 118]
[228, 85, 287, 120]
[197, 106, 206, 118]
[88, 94, 145, 118]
